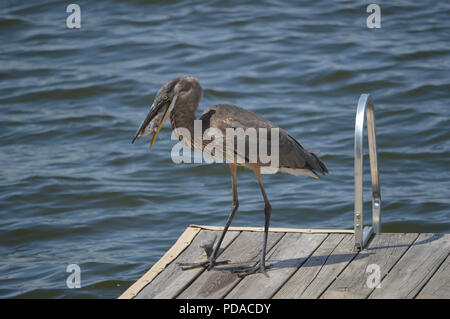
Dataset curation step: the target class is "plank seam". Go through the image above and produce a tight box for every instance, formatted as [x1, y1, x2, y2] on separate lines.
[173, 230, 244, 299]
[360, 233, 420, 299]
[301, 234, 347, 299]
[317, 234, 360, 299]
[412, 250, 449, 298]
[221, 232, 288, 299]
[366, 233, 421, 299]
[269, 233, 330, 299]
[414, 253, 449, 298]
[118, 226, 201, 299]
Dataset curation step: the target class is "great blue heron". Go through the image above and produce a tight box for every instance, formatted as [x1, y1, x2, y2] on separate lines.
[132, 76, 327, 277]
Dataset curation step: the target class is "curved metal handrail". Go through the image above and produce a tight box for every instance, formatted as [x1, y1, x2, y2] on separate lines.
[354, 94, 381, 251]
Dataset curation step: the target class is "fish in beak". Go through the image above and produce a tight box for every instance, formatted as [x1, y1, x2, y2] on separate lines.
[131, 96, 178, 151]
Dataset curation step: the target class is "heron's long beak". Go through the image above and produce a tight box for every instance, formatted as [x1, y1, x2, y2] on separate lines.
[131, 96, 178, 151]
[131, 102, 161, 144]
[147, 102, 171, 151]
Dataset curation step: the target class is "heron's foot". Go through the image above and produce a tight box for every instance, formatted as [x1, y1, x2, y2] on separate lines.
[233, 264, 271, 278]
[178, 259, 230, 271]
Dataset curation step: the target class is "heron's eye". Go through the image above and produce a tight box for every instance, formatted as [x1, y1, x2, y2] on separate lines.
[163, 95, 168, 100]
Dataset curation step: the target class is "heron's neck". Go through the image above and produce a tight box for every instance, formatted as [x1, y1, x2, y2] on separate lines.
[169, 99, 199, 140]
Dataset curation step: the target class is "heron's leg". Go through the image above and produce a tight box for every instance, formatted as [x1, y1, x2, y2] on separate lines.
[234, 165, 271, 278]
[205, 164, 239, 269]
[178, 164, 238, 271]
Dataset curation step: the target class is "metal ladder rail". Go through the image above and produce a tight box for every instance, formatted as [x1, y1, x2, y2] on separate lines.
[354, 94, 381, 251]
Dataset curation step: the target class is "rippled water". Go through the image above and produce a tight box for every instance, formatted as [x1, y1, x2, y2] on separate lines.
[0, 0, 449, 298]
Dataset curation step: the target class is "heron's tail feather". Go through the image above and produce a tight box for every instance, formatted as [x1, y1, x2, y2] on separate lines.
[309, 152, 328, 175]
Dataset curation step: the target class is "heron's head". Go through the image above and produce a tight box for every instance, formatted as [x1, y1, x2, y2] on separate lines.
[131, 76, 202, 150]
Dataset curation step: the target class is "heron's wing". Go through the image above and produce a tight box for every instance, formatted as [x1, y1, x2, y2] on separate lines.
[200, 104, 327, 175]
[201, 105, 276, 164]
[199, 105, 289, 166]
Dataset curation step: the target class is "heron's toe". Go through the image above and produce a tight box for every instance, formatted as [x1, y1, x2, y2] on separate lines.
[177, 260, 209, 270]
[178, 259, 229, 271]
[233, 264, 271, 278]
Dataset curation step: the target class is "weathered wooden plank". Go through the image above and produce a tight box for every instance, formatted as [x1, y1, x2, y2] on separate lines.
[119, 226, 200, 299]
[369, 233, 450, 299]
[190, 224, 354, 234]
[273, 234, 356, 299]
[416, 254, 449, 299]
[225, 233, 328, 299]
[321, 233, 419, 299]
[135, 229, 239, 299]
[177, 231, 284, 299]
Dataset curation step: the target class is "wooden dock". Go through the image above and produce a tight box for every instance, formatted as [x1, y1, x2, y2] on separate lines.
[119, 225, 449, 299]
